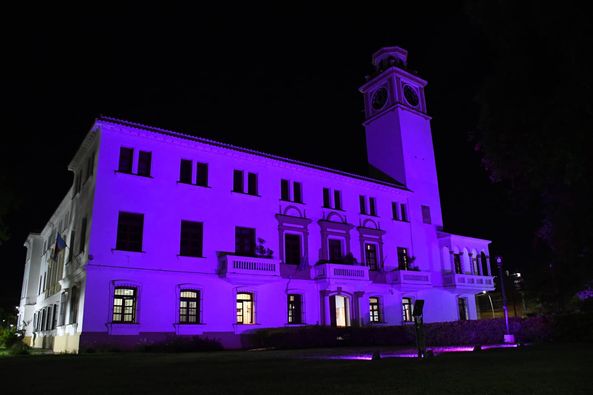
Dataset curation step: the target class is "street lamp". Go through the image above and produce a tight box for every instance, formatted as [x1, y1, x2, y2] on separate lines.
[482, 290, 495, 319]
[496, 256, 515, 343]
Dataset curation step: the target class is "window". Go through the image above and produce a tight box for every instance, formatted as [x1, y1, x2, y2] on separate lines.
[196, 163, 208, 187]
[402, 297, 413, 322]
[137, 151, 152, 177]
[284, 234, 302, 265]
[293, 182, 303, 203]
[322, 188, 342, 209]
[233, 170, 244, 192]
[52, 304, 58, 329]
[180, 159, 192, 183]
[458, 297, 468, 321]
[179, 290, 200, 324]
[323, 188, 331, 208]
[67, 231, 75, 262]
[369, 297, 381, 323]
[235, 227, 256, 256]
[180, 221, 203, 257]
[392, 202, 400, 220]
[369, 198, 377, 216]
[59, 292, 67, 326]
[79, 217, 87, 254]
[112, 287, 137, 323]
[392, 202, 408, 221]
[179, 160, 209, 187]
[359, 196, 367, 214]
[247, 172, 258, 195]
[454, 253, 462, 274]
[281, 179, 290, 201]
[397, 247, 409, 270]
[365, 243, 378, 271]
[118, 147, 134, 173]
[233, 170, 258, 195]
[74, 172, 82, 195]
[328, 239, 343, 262]
[334, 190, 342, 210]
[116, 212, 144, 252]
[287, 294, 302, 324]
[280, 179, 304, 203]
[69, 286, 79, 324]
[421, 205, 432, 224]
[236, 292, 254, 324]
[86, 152, 95, 181]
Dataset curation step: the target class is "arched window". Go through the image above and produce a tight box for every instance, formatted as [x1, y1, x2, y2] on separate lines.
[481, 252, 489, 275]
[236, 293, 254, 324]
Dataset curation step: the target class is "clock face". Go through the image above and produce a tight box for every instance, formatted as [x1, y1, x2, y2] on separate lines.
[371, 87, 388, 110]
[403, 85, 419, 107]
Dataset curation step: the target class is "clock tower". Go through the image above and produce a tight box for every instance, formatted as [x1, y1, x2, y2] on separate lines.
[360, 46, 443, 228]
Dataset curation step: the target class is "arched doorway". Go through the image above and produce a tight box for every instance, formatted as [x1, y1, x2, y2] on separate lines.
[329, 294, 351, 327]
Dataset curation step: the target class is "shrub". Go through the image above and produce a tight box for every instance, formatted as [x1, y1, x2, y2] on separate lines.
[245, 313, 593, 350]
[142, 336, 223, 352]
[0, 326, 23, 348]
[8, 342, 30, 356]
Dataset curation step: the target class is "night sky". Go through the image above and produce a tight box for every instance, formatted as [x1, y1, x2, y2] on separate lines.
[1, 6, 525, 309]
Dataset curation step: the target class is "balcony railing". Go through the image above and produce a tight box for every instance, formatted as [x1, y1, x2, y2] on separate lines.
[225, 255, 280, 277]
[311, 263, 370, 281]
[387, 270, 432, 286]
[443, 273, 495, 290]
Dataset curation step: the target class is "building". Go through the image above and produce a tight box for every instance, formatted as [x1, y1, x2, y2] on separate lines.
[17, 47, 494, 352]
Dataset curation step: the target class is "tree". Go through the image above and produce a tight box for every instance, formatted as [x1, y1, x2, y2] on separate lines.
[467, 2, 593, 309]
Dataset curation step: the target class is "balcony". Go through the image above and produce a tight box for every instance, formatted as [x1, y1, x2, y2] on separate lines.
[311, 263, 370, 282]
[443, 273, 495, 291]
[387, 270, 432, 287]
[223, 255, 280, 284]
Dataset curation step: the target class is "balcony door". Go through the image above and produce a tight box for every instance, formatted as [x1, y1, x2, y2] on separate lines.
[328, 239, 343, 262]
[235, 227, 256, 256]
[365, 243, 378, 271]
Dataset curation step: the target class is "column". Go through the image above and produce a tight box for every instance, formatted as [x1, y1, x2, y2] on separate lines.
[486, 256, 492, 276]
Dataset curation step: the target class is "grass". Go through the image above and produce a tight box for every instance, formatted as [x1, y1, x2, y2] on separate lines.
[1, 343, 593, 394]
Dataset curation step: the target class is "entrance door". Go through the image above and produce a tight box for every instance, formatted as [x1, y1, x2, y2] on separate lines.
[330, 295, 351, 327]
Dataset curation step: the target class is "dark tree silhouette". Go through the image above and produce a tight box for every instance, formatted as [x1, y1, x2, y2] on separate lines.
[467, 1, 593, 309]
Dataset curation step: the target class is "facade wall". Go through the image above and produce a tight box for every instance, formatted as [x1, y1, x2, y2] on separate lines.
[18, 47, 495, 352]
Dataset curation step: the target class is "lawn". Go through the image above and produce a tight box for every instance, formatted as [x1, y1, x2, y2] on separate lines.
[1, 343, 592, 394]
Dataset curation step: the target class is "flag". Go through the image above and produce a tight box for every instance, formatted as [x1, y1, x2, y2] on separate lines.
[52, 233, 67, 261]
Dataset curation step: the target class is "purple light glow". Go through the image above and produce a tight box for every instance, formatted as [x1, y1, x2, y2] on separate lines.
[312, 344, 521, 361]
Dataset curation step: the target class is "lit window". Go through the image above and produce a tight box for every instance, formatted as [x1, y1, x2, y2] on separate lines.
[365, 243, 378, 271]
[236, 292, 254, 324]
[397, 247, 409, 270]
[369, 297, 381, 323]
[402, 297, 413, 322]
[112, 287, 137, 323]
[179, 290, 200, 324]
[288, 294, 302, 324]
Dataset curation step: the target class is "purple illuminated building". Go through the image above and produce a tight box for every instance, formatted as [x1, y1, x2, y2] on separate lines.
[18, 47, 494, 352]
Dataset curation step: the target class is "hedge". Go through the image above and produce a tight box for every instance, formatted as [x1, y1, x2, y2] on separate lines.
[243, 314, 593, 349]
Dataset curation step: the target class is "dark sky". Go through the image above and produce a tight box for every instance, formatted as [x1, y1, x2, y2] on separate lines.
[1, 6, 524, 309]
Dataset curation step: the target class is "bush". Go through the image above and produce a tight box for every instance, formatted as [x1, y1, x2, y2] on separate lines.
[142, 336, 223, 352]
[0, 326, 23, 348]
[8, 342, 30, 356]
